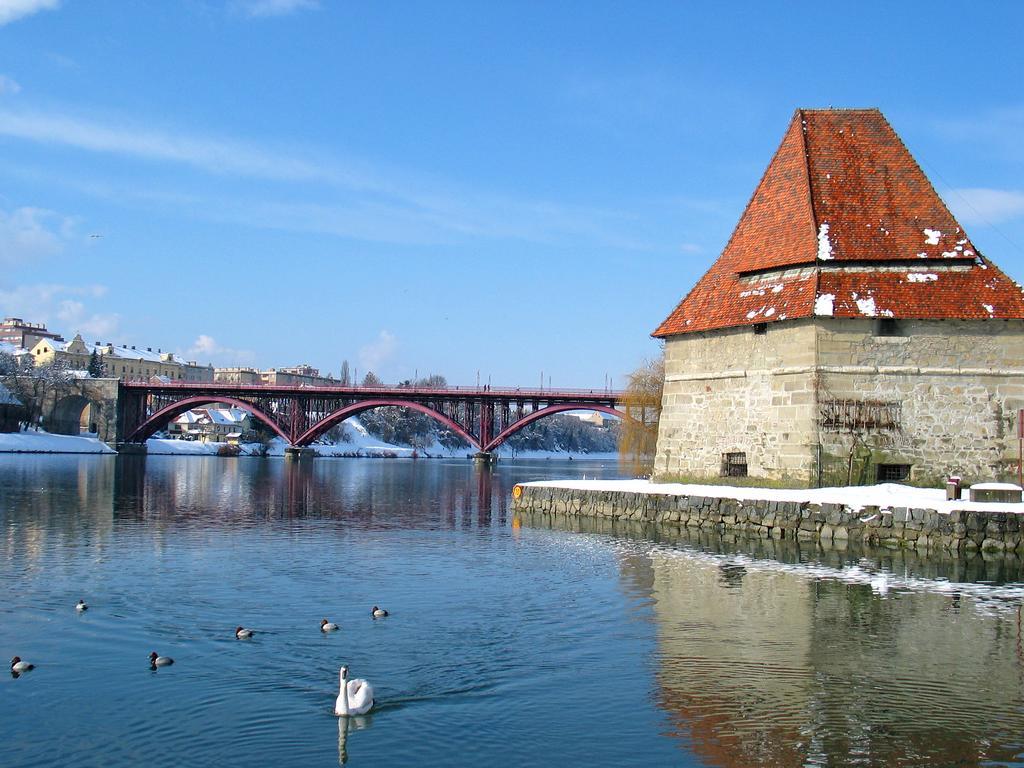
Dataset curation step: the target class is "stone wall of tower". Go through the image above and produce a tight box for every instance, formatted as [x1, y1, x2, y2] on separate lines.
[815, 318, 1024, 486]
[654, 320, 820, 484]
[654, 318, 1024, 487]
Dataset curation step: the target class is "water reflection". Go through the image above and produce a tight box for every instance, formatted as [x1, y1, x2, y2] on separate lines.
[6, 455, 1022, 766]
[337, 715, 372, 765]
[523, 512, 1024, 767]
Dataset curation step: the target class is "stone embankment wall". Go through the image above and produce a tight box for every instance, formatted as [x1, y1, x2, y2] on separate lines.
[512, 485, 1024, 554]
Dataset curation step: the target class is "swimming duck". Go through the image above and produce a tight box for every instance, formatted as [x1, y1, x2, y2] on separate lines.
[321, 619, 339, 632]
[76, 599, 88, 612]
[11, 656, 34, 673]
[235, 626, 254, 639]
[335, 665, 374, 716]
[371, 606, 388, 618]
[149, 652, 174, 667]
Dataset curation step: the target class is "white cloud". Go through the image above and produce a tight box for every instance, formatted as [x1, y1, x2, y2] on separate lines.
[235, 0, 319, 17]
[0, 108, 664, 250]
[0, 206, 73, 263]
[0, 108, 347, 185]
[0, 74, 21, 95]
[946, 188, 1024, 226]
[0, 0, 59, 26]
[54, 299, 120, 338]
[359, 330, 397, 374]
[0, 283, 119, 341]
[182, 334, 255, 365]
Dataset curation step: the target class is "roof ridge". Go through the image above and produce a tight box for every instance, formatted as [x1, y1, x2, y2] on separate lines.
[795, 107, 825, 306]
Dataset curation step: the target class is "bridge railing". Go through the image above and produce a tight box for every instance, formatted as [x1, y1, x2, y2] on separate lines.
[120, 379, 624, 399]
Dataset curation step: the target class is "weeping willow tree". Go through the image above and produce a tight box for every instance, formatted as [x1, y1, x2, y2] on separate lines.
[618, 355, 664, 476]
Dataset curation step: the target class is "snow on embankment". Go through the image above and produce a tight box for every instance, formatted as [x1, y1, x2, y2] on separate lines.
[518, 479, 1024, 515]
[513, 480, 1024, 553]
[0, 429, 115, 454]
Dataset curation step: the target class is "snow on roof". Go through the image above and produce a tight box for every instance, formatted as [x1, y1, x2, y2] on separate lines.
[94, 343, 165, 362]
[653, 108, 1024, 337]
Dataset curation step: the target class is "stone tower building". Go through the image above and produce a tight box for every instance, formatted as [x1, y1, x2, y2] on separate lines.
[652, 108, 1024, 487]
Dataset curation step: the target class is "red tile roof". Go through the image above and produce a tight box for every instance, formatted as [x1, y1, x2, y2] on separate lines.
[653, 108, 1024, 337]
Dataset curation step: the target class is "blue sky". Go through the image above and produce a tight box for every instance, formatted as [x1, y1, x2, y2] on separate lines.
[1, 1, 1022, 387]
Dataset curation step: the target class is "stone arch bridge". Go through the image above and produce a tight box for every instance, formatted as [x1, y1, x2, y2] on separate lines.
[116, 381, 624, 454]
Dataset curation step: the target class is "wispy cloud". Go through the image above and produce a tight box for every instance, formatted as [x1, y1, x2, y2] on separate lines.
[182, 334, 255, 366]
[359, 330, 397, 375]
[0, 74, 21, 95]
[0, 108, 360, 186]
[0, 283, 119, 340]
[932, 106, 1024, 163]
[234, 0, 319, 18]
[945, 188, 1024, 226]
[0, 109, 671, 251]
[0, 0, 59, 26]
[0, 205, 75, 264]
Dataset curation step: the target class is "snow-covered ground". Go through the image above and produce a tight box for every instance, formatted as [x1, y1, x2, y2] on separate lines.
[0, 429, 115, 454]
[521, 479, 1024, 514]
[0, 419, 620, 460]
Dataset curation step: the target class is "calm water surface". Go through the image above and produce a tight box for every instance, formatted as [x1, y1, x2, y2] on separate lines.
[2, 455, 1023, 767]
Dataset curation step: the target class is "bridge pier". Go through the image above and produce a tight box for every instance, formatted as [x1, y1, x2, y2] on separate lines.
[284, 446, 316, 460]
[472, 451, 498, 465]
[115, 442, 148, 455]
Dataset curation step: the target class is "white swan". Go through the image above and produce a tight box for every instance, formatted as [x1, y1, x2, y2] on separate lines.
[235, 626, 254, 639]
[335, 666, 374, 716]
[321, 619, 339, 632]
[76, 599, 88, 612]
[11, 656, 34, 673]
[149, 652, 174, 667]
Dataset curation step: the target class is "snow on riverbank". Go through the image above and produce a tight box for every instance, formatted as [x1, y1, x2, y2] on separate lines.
[0, 429, 115, 454]
[0, 419, 620, 460]
[521, 479, 1024, 515]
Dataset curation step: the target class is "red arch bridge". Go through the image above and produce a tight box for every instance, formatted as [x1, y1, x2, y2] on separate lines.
[116, 381, 625, 455]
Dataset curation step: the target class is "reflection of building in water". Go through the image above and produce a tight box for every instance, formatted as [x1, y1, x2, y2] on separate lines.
[629, 547, 1024, 767]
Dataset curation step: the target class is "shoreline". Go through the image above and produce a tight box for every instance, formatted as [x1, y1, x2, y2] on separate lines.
[512, 479, 1024, 553]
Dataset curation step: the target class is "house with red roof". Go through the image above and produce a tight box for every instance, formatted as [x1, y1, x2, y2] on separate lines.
[653, 108, 1024, 486]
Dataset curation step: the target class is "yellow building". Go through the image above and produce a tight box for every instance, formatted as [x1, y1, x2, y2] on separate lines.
[29, 335, 213, 382]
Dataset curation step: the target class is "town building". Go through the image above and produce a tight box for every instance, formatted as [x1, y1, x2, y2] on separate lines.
[29, 335, 214, 382]
[168, 407, 256, 443]
[0, 317, 64, 350]
[259, 364, 338, 387]
[214, 365, 339, 387]
[214, 367, 261, 384]
[653, 108, 1024, 486]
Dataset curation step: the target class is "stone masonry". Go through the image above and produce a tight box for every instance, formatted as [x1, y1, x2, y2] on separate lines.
[513, 484, 1024, 555]
[655, 316, 1024, 486]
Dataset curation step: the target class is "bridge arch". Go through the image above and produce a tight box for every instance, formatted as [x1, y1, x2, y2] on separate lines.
[49, 394, 102, 436]
[295, 399, 481, 451]
[124, 396, 290, 444]
[482, 403, 625, 453]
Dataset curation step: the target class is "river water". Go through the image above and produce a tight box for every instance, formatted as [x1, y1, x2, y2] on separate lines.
[1, 455, 1022, 767]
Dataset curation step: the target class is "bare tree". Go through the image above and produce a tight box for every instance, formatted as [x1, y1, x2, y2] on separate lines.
[5, 359, 76, 430]
[618, 355, 665, 476]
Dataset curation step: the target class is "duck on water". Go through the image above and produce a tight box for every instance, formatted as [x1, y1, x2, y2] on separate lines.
[149, 652, 174, 668]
